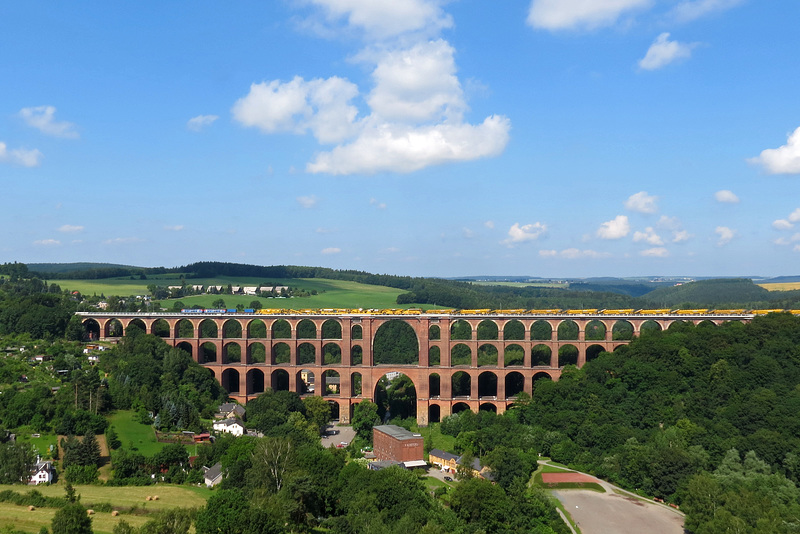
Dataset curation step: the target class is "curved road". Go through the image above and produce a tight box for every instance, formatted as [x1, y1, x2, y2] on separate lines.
[539, 461, 684, 534]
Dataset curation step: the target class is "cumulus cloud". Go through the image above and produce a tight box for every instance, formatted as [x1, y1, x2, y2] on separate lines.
[640, 247, 669, 257]
[772, 208, 800, 230]
[774, 233, 800, 246]
[462, 227, 475, 239]
[0, 141, 43, 167]
[369, 198, 387, 209]
[321, 247, 341, 254]
[748, 127, 800, 174]
[672, 0, 744, 22]
[307, 115, 510, 174]
[58, 225, 84, 233]
[539, 248, 610, 259]
[657, 215, 691, 243]
[19, 106, 79, 138]
[484, 221, 495, 229]
[633, 227, 664, 245]
[33, 239, 60, 246]
[187, 115, 219, 132]
[715, 226, 735, 245]
[527, 0, 650, 30]
[297, 195, 318, 208]
[715, 190, 739, 203]
[103, 237, 145, 245]
[502, 222, 547, 246]
[625, 191, 658, 214]
[597, 215, 630, 239]
[164, 225, 184, 231]
[307, 0, 452, 39]
[639, 33, 696, 71]
[233, 1, 510, 175]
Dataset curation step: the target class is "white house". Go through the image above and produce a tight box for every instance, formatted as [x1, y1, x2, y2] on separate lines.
[203, 462, 223, 487]
[212, 417, 245, 436]
[29, 459, 53, 485]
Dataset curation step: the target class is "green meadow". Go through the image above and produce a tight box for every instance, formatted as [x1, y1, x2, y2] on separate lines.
[53, 276, 430, 310]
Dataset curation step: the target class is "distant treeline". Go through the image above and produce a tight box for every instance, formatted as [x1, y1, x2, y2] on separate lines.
[21, 261, 800, 309]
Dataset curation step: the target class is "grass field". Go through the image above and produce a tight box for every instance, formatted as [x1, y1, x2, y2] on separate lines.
[54, 276, 427, 310]
[0, 484, 211, 534]
[108, 410, 166, 456]
[470, 281, 568, 289]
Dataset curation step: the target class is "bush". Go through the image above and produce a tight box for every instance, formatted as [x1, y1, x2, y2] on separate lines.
[64, 465, 99, 485]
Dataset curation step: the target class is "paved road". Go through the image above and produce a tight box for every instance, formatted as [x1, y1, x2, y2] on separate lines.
[541, 461, 684, 534]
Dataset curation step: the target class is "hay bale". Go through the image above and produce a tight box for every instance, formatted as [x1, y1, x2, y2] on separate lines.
[87, 509, 94, 515]
[28, 505, 35, 511]
[111, 510, 119, 517]
[146, 496, 152, 501]
[153, 495, 159, 500]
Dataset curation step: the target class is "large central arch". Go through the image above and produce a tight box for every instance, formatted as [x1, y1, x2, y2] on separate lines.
[373, 320, 419, 365]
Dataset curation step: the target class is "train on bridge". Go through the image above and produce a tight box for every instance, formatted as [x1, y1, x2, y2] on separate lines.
[176, 307, 795, 316]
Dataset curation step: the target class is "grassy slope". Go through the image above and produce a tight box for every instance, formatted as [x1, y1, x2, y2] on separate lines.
[0, 485, 210, 534]
[56, 276, 428, 310]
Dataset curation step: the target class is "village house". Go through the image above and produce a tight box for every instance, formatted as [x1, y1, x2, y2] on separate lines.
[372, 425, 426, 468]
[215, 403, 245, 420]
[203, 462, 223, 487]
[29, 458, 53, 485]
[212, 417, 245, 436]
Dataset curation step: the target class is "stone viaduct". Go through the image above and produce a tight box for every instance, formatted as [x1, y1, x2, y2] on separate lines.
[77, 310, 750, 426]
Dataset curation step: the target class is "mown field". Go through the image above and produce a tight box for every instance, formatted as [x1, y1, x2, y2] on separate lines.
[108, 410, 166, 457]
[54, 276, 430, 310]
[0, 484, 211, 534]
[758, 282, 800, 291]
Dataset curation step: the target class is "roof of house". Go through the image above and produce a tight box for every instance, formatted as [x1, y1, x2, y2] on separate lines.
[456, 456, 482, 472]
[204, 462, 223, 483]
[214, 417, 245, 428]
[373, 425, 422, 441]
[429, 449, 460, 462]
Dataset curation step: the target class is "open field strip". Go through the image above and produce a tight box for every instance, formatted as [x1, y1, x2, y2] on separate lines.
[470, 281, 568, 289]
[108, 410, 167, 456]
[0, 502, 151, 534]
[54, 276, 422, 310]
[758, 282, 800, 291]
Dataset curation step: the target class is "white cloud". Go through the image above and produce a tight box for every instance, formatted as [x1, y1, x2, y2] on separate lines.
[748, 127, 800, 174]
[19, 106, 78, 138]
[462, 227, 475, 239]
[502, 222, 547, 246]
[539, 248, 610, 259]
[790, 208, 800, 223]
[33, 239, 60, 246]
[633, 227, 663, 245]
[103, 237, 145, 245]
[187, 115, 219, 132]
[639, 33, 696, 71]
[307, 115, 510, 175]
[234, 3, 510, 176]
[527, 0, 650, 31]
[307, 0, 452, 39]
[714, 190, 739, 203]
[164, 225, 184, 231]
[773, 219, 793, 230]
[232, 76, 360, 144]
[715, 226, 735, 245]
[369, 198, 387, 209]
[484, 221, 495, 229]
[625, 191, 658, 214]
[775, 233, 800, 246]
[321, 247, 341, 254]
[597, 215, 630, 239]
[297, 195, 318, 208]
[640, 247, 669, 257]
[58, 225, 84, 233]
[672, 0, 744, 22]
[367, 40, 465, 123]
[0, 141, 43, 167]
[672, 230, 691, 243]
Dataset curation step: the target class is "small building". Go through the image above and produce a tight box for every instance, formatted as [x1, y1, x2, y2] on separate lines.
[372, 425, 424, 465]
[243, 286, 259, 295]
[29, 459, 53, 485]
[212, 417, 245, 437]
[368, 460, 402, 471]
[215, 403, 245, 420]
[429, 449, 460, 472]
[204, 462, 223, 487]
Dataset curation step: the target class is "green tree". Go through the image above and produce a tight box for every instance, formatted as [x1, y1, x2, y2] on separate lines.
[0, 440, 36, 483]
[51, 503, 92, 534]
[351, 400, 380, 441]
[302, 396, 331, 436]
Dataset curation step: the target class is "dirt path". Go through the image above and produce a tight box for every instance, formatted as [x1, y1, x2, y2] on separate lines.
[540, 461, 684, 534]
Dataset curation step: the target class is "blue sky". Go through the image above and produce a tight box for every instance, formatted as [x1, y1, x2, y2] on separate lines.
[2, 0, 800, 278]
